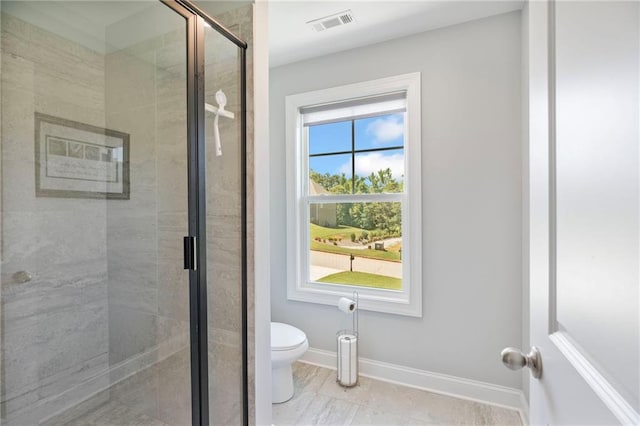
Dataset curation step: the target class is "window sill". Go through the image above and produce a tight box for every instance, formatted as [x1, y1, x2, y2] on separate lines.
[287, 280, 422, 317]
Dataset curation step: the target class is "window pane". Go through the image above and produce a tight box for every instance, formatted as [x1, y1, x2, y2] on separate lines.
[354, 149, 404, 194]
[309, 154, 352, 193]
[354, 113, 404, 150]
[308, 120, 352, 155]
[309, 202, 402, 290]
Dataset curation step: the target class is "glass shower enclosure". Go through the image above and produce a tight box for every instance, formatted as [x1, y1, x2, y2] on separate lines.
[0, 1, 247, 424]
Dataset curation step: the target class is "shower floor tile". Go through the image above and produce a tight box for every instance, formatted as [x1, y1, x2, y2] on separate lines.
[64, 400, 170, 426]
[272, 362, 524, 426]
[52, 349, 190, 426]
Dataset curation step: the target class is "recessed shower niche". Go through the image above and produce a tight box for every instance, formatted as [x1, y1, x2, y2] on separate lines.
[0, 1, 250, 424]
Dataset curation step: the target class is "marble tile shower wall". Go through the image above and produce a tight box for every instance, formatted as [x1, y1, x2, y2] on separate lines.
[0, 4, 254, 425]
[54, 6, 256, 424]
[203, 4, 254, 424]
[204, 24, 244, 426]
[205, 29, 243, 345]
[104, 24, 190, 370]
[0, 13, 109, 424]
[0, 13, 192, 425]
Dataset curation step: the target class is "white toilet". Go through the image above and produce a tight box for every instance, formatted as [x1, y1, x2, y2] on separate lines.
[271, 322, 309, 403]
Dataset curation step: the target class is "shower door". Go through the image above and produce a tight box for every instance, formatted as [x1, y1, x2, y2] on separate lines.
[201, 15, 248, 425]
[0, 1, 247, 425]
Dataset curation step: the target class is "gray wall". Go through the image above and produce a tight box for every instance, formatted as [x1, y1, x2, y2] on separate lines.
[270, 11, 523, 389]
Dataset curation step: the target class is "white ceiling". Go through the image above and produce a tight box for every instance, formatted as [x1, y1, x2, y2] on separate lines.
[3, 1, 524, 66]
[269, 0, 524, 68]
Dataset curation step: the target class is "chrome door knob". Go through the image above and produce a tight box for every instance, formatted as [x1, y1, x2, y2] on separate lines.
[501, 346, 543, 379]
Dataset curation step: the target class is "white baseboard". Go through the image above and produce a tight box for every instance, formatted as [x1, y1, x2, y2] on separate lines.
[519, 391, 530, 425]
[300, 347, 529, 425]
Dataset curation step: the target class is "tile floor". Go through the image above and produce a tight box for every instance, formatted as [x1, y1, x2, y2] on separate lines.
[54, 360, 522, 425]
[64, 400, 170, 426]
[273, 362, 524, 426]
[47, 349, 191, 426]
[49, 342, 241, 426]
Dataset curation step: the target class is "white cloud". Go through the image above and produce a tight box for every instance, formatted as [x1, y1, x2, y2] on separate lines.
[339, 152, 404, 179]
[366, 114, 403, 145]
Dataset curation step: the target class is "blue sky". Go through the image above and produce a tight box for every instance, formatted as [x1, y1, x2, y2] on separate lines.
[309, 113, 405, 180]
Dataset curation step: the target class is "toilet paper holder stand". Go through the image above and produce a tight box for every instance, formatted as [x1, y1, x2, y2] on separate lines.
[336, 291, 359, 387]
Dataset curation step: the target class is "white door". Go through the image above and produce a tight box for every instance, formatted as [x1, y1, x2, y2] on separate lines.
[522, 1, 640, 425]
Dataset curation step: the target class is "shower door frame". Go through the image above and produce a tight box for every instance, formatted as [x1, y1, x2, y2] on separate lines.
[160, 1, 249, 425]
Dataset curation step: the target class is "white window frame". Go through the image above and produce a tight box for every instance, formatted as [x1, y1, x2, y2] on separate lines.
[285, 73, 422, 317]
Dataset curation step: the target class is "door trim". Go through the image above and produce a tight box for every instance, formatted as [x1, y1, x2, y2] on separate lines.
[549, 333, 639, 424]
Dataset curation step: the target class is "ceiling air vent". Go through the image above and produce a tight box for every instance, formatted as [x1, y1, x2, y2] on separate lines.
[308, 10, 355, 32]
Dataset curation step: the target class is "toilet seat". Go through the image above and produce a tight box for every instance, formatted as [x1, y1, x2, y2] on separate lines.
[271, 322, 307, 351]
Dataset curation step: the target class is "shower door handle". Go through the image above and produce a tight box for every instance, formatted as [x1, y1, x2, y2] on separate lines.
[184, 236, 197, 270]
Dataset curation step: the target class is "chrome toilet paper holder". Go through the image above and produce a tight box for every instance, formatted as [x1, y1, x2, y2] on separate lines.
[336, 291, 359, 387]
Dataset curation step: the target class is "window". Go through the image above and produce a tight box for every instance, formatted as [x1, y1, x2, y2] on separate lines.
[286, 73, 422, 317]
